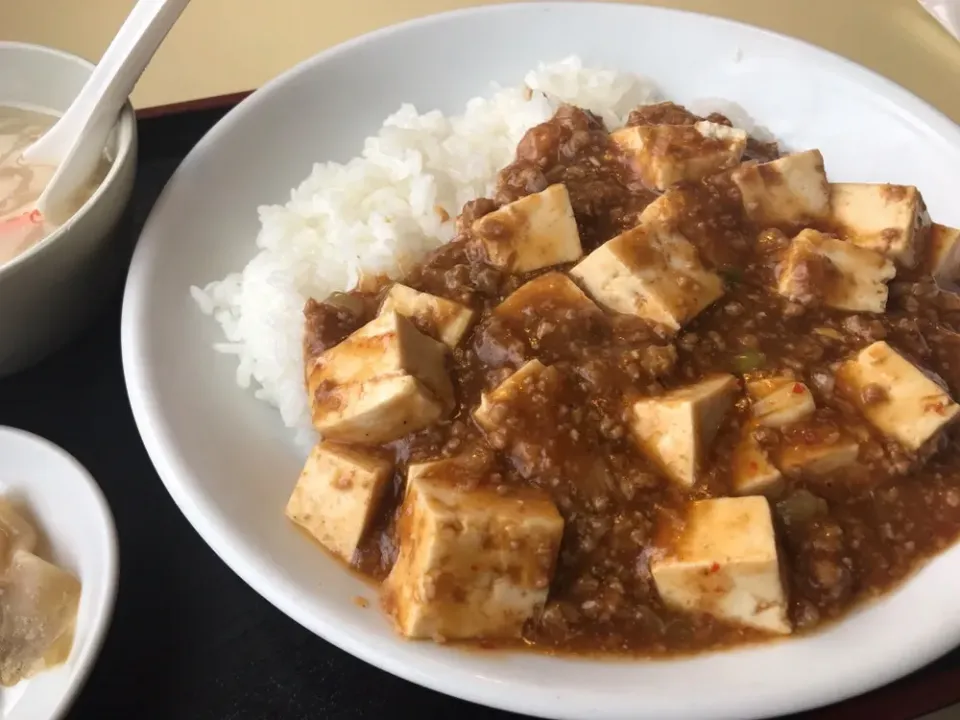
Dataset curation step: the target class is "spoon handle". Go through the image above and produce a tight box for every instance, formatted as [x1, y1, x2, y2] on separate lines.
[25, 0, 191, 214]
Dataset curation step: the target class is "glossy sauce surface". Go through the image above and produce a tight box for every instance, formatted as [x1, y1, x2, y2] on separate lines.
[304, 104, 960, 655]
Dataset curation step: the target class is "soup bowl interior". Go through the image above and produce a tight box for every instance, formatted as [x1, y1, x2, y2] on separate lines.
[0, 42, 137, 376]
[122, 4, 960, 720]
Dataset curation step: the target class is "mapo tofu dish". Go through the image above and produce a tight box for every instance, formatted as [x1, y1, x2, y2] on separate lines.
[285, 101, 960, 655]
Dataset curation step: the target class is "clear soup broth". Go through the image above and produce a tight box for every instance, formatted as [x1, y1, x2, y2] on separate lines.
[0, 105, 111, 267]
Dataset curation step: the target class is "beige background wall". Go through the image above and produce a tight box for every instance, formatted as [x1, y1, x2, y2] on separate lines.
[4, 0, 960, 121]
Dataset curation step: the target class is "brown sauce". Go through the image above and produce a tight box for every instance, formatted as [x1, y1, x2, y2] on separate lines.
[302, 103, 960, 655]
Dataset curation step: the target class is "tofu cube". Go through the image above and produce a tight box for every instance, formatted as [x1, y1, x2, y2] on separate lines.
[777, 229, 895, 313]
[924, 223, 960, 286]
[307, 311, 454, 444]
[637, 187, 685, 228]
[836, 341, 960, 451]
[405, 444, 495, 493]
[695, 120, 748, 145]
[483, 272, 605, 361]
[381, 474, 564, 640]
[493, 271, 601, 321]
[630, 374, 738, 488]
[474, 359, 559, 432]
[570, 222, 724, 332]
[732, 149, 830, 228]
[285, 442, 394, 562]
[472, 184, 583, 273]
[378, 283, 475, 348]
[746, 376, 816, 428]
[473, 360, 612, 497]
[637, 186, 745, 270]
[651, 496, 790, 634]
[731, 422, 783, 497]
[612, 121, 747, 191]
[0, 499, 37, 570]
[0, 550, 82, 686]
[778, 438, 860, 477]
[829, 183, 931, 268]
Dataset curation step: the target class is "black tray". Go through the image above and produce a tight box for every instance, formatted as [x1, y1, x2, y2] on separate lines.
[1, 100, 957, 720]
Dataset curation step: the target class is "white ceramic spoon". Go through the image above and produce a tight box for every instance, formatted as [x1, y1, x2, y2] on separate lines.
[22, 0, 192, 220]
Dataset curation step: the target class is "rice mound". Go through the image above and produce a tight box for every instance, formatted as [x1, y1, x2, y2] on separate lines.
[190, 57, 659, 440]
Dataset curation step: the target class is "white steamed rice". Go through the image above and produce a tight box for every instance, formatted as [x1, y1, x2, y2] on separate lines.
[190, 57, 663, 442]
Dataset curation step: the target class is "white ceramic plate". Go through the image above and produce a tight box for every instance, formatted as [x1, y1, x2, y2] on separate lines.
[120, 4, 960, 719]
[0, 427, 118, 720]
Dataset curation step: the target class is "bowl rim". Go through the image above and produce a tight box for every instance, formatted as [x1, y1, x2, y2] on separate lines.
[0, 425, 119, 720]
[121, 3, 960, 719]
[0, 41, 137, 280]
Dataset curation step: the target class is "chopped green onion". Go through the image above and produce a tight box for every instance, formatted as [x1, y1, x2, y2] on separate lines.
[732, 350, 766, 373]
[813, 327, 843, 341]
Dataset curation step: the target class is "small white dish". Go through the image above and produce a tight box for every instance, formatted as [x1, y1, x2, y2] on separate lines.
[121, 3, 960, 719]
[0, 426, 118, 720]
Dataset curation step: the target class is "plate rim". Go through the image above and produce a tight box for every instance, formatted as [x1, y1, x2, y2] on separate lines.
[0, 425, 120, 720]
[121, 3, 960, 719]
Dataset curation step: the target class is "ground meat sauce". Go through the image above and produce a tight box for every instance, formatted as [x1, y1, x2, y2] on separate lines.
[301, 103, 960, 655]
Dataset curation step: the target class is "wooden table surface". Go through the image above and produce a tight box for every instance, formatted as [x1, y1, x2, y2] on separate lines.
[4, 0, 960, 122]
